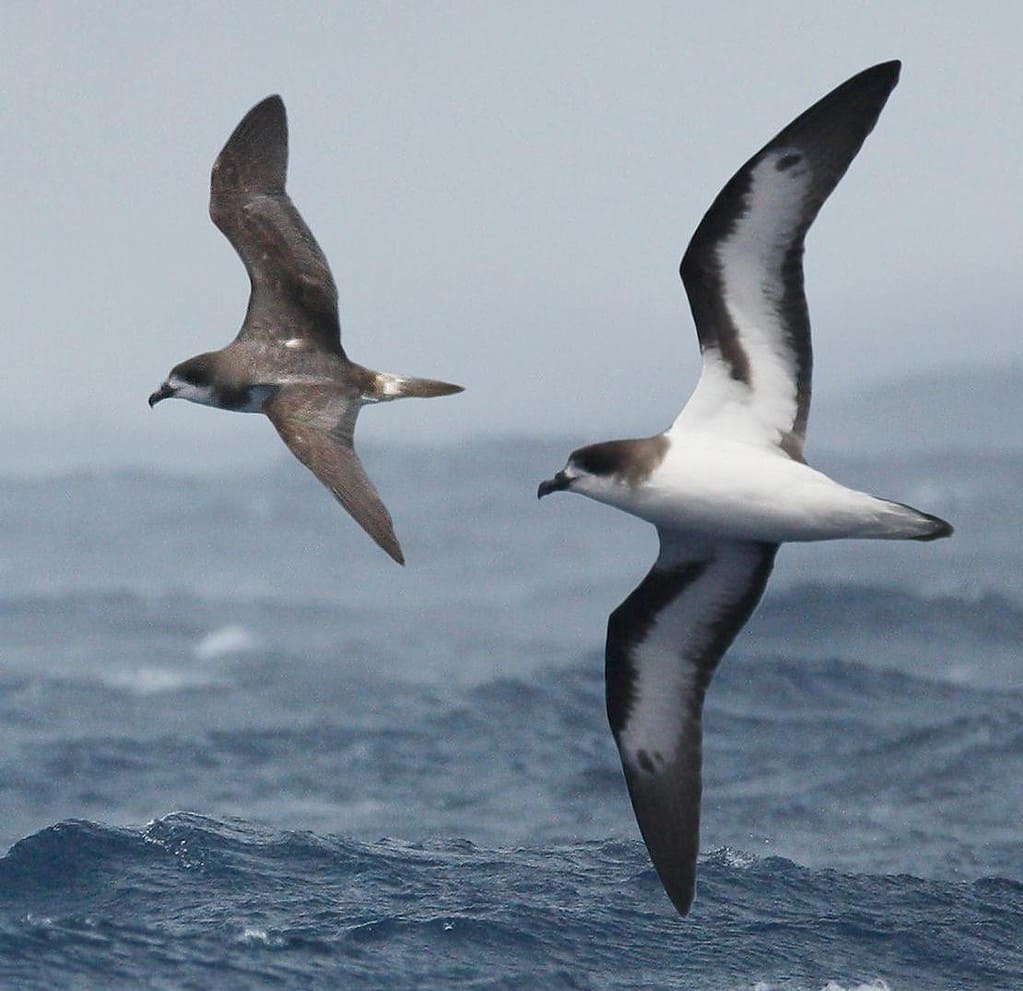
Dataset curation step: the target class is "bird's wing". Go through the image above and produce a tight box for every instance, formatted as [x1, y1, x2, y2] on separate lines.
[210, 95, 343, 354]
[674, 61, 900, 459]
[263, 387, 403, 564]
[605, 532, 778, 914]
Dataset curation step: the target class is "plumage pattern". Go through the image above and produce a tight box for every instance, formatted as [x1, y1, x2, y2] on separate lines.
[150, 96, 462, 564]
[210, 96, 342, 352]
[539, 61, 952, 916]
[606, 536, 777, 915]
[676, 62, 900, 458]
[264, 387, 404, 565]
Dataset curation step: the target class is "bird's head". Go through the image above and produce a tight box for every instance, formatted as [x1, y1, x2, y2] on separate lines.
[539, 440, 627, 500]
[537, 464, 575, 499]
[538, 437, 668, 502]
[148, 354, 218, 408]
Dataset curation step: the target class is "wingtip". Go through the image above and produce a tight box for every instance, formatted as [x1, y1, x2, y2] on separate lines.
[211, 93, 289, 197]
[877, 59, 902, 81]
[645, 852, 697, 917]
[353, 515, 406, 565]
[667, 887, 695, 917]
[253, 94, 287, 129]
[823, 59, 902, 114]
[651, 851, 698, 917]
[244, 93, 286, 122]
[367, 522, 406, 565]
[865, 58, 901, 78]
[369, 513, 406, 565]
[233, 93, 288, 139]
[842, 59, 900, 101]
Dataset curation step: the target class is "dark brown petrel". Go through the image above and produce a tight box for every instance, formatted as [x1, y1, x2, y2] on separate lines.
[149, 96, 462, 565]
[538, 62, 952, 915]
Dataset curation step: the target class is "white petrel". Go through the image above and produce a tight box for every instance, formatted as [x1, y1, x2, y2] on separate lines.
[150, 96, 463, 565]
[538, 61, 951, 915]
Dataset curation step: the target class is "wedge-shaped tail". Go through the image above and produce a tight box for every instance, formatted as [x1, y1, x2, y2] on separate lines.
[834, 495, 954, 542]
[371, 371, 465, 401]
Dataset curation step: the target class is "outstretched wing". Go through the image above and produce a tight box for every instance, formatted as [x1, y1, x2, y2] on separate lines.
[675, 61, 901, 459]
[605, 533, 778, 914]
[263, 387, 404, 564]
[210, 95, 343, 354]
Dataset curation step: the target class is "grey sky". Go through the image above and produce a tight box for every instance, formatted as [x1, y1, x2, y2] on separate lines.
[3, 3, 1020, 470]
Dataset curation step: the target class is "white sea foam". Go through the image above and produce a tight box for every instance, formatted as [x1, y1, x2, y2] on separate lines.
[193, 624, 260, 661]
[753, 982, 891, 991]
[105, 667, 219, 695]
[820, 982, 891, 991]
[239, 926, 285, 948]
[708, 846, 758, 870]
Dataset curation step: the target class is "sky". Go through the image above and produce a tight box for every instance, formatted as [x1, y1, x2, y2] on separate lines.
[2, 2, 1020, 471]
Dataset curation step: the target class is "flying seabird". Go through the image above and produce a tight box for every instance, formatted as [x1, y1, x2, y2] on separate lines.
[538, 61, 952, 916]
[149, 96, 463, 564]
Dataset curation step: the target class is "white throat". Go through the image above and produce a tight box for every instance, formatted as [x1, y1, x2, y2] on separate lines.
[169, 377, 218, 407]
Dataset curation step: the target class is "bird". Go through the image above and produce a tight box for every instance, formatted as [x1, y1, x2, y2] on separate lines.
[149, 95, 463, 565]
[537, 61, 951, 916]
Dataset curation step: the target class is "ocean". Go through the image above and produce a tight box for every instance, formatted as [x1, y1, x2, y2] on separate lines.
[1, 437, 1020, 990]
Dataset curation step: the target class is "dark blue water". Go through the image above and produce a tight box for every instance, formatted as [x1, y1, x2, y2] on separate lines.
[1, 439, 1021, 989]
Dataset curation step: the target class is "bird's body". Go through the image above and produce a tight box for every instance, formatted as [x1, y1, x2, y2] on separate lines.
[539, 61, 952, 916]
[563, 434, 945, 543]
[150, 96, 462, 564]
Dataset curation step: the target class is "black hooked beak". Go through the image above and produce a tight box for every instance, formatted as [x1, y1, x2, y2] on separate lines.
[148, 382, 174, 407]
[537, 471, 571, 499]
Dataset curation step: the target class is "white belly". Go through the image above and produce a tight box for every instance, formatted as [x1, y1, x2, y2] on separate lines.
[589, 440, 909, 543]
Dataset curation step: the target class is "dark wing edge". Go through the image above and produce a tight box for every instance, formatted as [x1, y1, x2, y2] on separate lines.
[679, 60, 901, 448]
[264, 389, 404, 565]
[209, 96, 342, 352]
[605, 535, 778, 914]
[210, 95, 288, 198]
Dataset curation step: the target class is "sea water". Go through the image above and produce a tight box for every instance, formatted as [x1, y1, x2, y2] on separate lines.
[0, 438, 1020, 989]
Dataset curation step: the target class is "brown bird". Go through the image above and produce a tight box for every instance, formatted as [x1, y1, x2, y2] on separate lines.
[150, 96, 463, 564]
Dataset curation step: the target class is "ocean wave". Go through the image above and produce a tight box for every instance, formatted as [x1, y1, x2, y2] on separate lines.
[5, 579, 1021, 649]
[743, 582, 1023, 688]
[759, 582, 1023, 635]
[1, 815, 1020, 991]
[4, 578, 1021, 708]
[3, 640, 1020, 877]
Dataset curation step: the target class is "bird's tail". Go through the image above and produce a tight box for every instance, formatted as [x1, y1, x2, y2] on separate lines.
[371, 371, 464, 401]
[873, 499, 954, 541]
